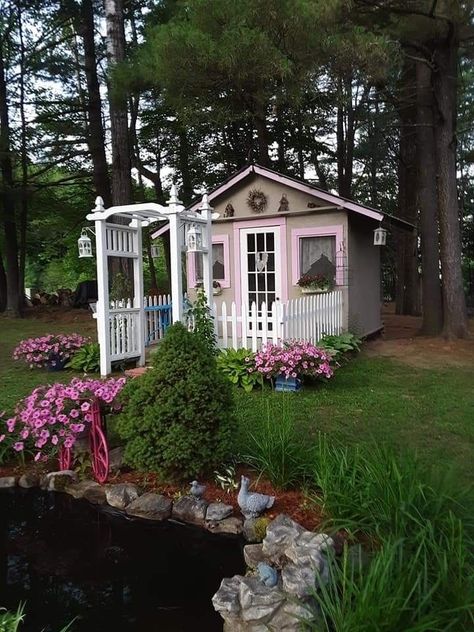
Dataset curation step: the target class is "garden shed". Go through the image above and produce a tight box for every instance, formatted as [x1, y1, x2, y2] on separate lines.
[153, 164, 413, 340]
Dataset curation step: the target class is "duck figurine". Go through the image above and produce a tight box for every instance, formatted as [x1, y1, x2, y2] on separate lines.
[237, 475, 275, 519]
[189, 480, 206, 499]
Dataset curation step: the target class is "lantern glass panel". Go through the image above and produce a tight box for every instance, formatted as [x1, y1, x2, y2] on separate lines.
[78, 234, 93, 258]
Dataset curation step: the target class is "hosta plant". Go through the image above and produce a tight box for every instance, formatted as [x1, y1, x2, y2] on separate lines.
[12, 334, 90, 369]
[217, 348, 263, 392]
[318, 332, 361, 360]
[67, 343, 100, 373]
[1, 376, 126, 462]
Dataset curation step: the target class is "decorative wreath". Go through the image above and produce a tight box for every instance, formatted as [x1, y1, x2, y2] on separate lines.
[247, 188, 268, 214]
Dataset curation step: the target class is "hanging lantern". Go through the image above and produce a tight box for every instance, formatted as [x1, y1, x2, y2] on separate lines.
[150, 244, 160, 259]
[373, 226, 387, 246]
[186, 223, 203, 252]
[78, 229, 93, 258]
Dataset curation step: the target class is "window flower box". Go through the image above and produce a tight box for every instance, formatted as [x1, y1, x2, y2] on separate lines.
[297, 274, 332, 294]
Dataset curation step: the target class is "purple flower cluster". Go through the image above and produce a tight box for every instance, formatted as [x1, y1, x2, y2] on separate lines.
[12, 333, 90, 369]
[252, 341, 333, 380]
[0, 376, 126, 462]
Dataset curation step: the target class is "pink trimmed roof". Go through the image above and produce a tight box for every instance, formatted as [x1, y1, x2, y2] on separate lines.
[187, 163, 413, 229]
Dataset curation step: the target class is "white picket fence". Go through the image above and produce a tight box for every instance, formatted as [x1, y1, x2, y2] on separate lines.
[107, 290, 343, 362]
[212, 290, 344, 352]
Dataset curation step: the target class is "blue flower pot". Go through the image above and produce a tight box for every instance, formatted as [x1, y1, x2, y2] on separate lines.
[275, 375, 302, 392]
[47, 354, 67, 372]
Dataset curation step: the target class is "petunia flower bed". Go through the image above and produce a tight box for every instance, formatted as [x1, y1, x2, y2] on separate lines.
[0, 376, 126, 462]
[12, 333, 90, 369]
[252, 341, 334, 381]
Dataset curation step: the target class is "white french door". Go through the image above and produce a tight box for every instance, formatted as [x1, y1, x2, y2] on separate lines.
[240, 226, 281, 332]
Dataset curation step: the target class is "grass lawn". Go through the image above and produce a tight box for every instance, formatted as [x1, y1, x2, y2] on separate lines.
[1, 311, 473, 486]
[236, 355, 474, 485]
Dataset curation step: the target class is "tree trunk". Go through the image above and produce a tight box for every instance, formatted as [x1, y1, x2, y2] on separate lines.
[254, 114, 270, 165]
[0, 35, 21, 317]
[104, 0, 132, 205]
[433, 28, 469, 338]
[18, 5, 28, 304]
[416, 59, 443, 334]
[0, 249, 7, 312]
[395, 60, 420, 315]
[81, 0, 112, 207]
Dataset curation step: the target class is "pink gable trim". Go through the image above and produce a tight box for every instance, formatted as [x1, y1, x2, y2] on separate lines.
[188, 234, 231, 288]
[291, 225, 344, 286]
[188, 164, 383, 222]
[233, 217, 288, 310]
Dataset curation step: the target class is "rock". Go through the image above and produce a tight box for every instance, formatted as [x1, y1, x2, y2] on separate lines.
[262, 514, 304, 563]
[18, 472, 40, 488]
[269, 599, 313, 630]
[243, 517, 271, 543]
[285, 532, 333, 568]
[65, 480, 100, 499]
[281, 561, 321, 598]
[83, 485, 107, 505]
[206, 516, 243, 535]
[0, 476, 16, 488]
[239, 577, 286, 623]
[125, 492, 172, 521]
[41, 470, 77, 491]
[206, 502, 233, 522]
[212, 576, 243, 618]
[244, 543, 266, 569]
[108, 446, 124, 472]
[106, 483, 140, 510]
[171, 495, 208, 525]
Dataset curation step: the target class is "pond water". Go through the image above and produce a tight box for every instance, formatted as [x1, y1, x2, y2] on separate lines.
[0, 489, 245, 631]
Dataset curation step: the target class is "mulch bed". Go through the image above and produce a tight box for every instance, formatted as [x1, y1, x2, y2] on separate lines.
[0, 461, 324, 532]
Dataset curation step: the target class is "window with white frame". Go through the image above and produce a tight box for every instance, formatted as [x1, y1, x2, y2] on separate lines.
[191, 235, 230, 288]
[291, 226, 343, 286]
[299, 235, 336, 282]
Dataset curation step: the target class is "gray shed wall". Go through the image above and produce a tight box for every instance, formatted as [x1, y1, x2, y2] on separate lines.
[348, 215, 382, 336]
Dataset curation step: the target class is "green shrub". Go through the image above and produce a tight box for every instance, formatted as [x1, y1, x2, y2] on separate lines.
[188, 289, 217, 354]
[216, 348, 263, 392]
[0, 605, 74, 632]
[117, 322, 234, 478]
[66, 343, 100, 373]
[318, 332, 361, 361]
[242, 399, 312, 488]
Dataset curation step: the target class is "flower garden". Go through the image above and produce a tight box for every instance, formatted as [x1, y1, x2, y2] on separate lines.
[0, 311, 473, 631]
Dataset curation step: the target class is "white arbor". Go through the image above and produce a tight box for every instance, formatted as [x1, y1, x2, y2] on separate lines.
[86, 187, 214, 376]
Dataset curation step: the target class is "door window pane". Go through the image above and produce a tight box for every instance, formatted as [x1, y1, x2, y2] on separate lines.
[257, 233, 265, 251]
[247, 234, 255, 252]
[266, 232, 274, 251]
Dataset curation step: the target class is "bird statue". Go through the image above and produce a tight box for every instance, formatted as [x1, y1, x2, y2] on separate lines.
[237, 475, 275, 519]
[257, 562, 278, 587]
[189, 480, 206, 499]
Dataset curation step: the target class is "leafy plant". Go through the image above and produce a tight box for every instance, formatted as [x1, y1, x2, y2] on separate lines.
[216, 348, 263, 392]
[117, 322, 234, 478]
[318, 332, 361, 360]
[242, 400, 311, 489]
[214, 464, 239, 493]
[254, 341, 333, 381]
[12, 334, 90, 369]
[188, 288, 217, 354]
[66, 343, 100, 373]
[0, 605, 74, 632]
[2, 377, 126, 462]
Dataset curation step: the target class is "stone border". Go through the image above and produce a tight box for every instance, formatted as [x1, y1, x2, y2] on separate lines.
[0, 472, 245, 537]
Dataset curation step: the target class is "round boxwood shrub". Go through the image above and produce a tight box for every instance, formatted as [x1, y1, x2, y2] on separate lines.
[116, 323, 234, 479]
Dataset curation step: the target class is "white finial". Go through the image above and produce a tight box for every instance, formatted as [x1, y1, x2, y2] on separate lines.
[199, 192, 212, 212]
[94, 196, 104, 211]
[167, 184, 181, 205]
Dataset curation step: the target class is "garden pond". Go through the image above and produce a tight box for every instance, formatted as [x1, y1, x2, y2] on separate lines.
[0, 488, 245, 631]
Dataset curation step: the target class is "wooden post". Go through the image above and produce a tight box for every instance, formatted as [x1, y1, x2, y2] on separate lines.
[132, 219, 145, 366]
[168, 185, 183, 323]
[95, 214, 111, 376]
[198, 193, 214, 311]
